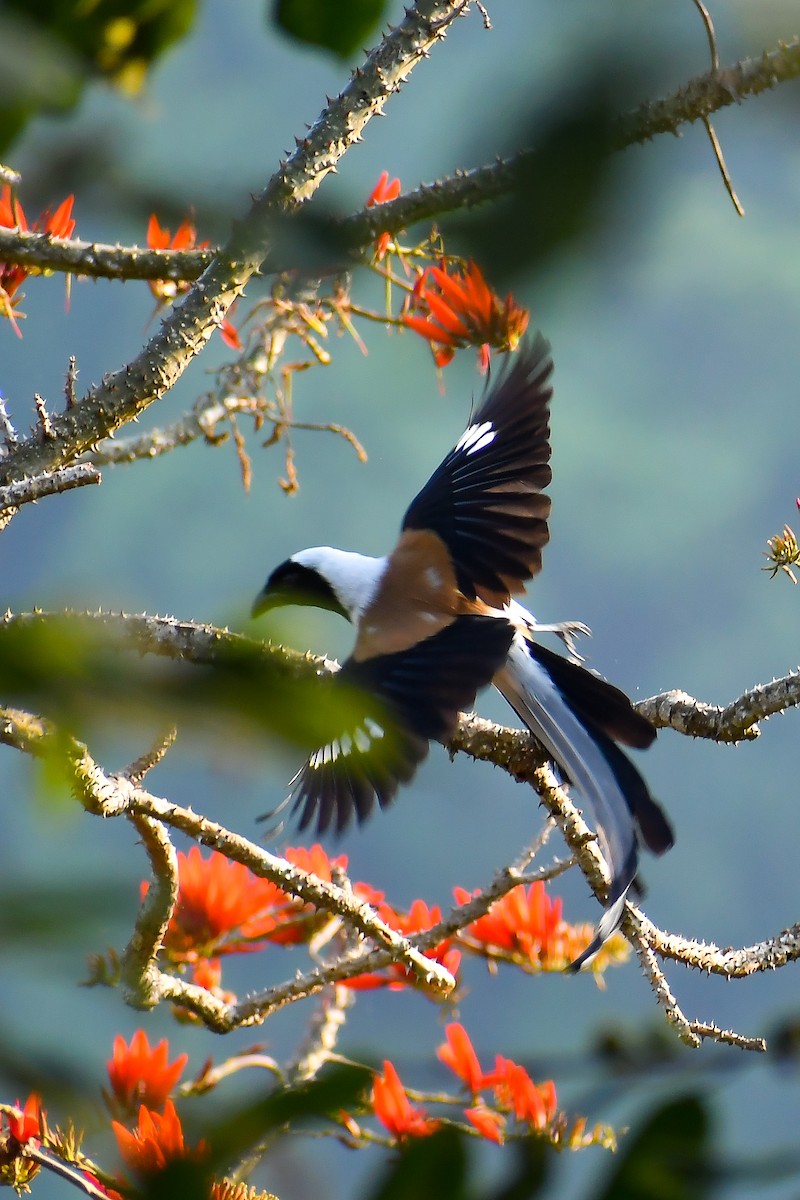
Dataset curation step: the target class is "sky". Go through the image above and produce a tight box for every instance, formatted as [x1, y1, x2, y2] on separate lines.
[2, 3, 800, 1197]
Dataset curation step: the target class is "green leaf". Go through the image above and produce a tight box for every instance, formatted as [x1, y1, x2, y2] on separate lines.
[367, 1126, 469, 1200]
[0, 614, 371, 754]
[200, 1064, 370, 1175]
[592, 1094, 712, 1200]
[0, 0, 199, 152]
[272, 0, 388, 59]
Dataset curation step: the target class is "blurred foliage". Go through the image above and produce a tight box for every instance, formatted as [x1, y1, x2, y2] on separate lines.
[593, 1095, 712, 1200]
[0, 0, 198, 152]
[0, 880, 132, 945]
[272, 0, 389, 59]
[451, 65, 639, 284]
[0, 616, 413, 790]
[365, 1097, 711, 1200]
[368, 1129, 550, 1200]
[0, 0, 392, 156]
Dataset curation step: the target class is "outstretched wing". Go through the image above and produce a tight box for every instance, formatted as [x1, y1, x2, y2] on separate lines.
[402, 335, 553, 606]
[290, 614, 514, 835]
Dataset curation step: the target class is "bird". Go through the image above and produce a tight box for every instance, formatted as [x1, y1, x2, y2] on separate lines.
[251, 335, 673, 968]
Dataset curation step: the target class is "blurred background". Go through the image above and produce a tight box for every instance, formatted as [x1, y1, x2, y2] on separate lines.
[1, 1, 800, 1196]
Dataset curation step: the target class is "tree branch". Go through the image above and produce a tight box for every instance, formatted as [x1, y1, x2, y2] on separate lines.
[0, 462, 100, 514]
[1, 610, 797, 1046]
[0, 36, 795, 285]
[0, 0, 467, 486]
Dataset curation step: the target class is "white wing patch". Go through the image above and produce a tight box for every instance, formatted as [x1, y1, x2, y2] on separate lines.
[309, 718, 386, 770]
[455, 421, 497, 456]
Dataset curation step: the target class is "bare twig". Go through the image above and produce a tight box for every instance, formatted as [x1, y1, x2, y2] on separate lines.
[122, 727, 178, 785]
[83, 395, 367, 471]
[691, 0, 745, 216]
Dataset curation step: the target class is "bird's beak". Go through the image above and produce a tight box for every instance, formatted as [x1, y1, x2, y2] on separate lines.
[251, 585, 287, 619]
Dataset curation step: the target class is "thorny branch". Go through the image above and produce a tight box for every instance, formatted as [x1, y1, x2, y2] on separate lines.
[1, 37, 796, 288]
[0, 462, 100, 514]
[1, 610, 799, 1047]
[0, 37, 796, 287]
[0, 0, 470, 486]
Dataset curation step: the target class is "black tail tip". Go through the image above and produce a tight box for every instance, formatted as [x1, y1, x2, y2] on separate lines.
[566, 889, 629, 972]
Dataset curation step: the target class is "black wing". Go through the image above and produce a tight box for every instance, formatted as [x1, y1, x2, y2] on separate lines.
[290, 614, 515, 835]
[402, 335, 553, 604]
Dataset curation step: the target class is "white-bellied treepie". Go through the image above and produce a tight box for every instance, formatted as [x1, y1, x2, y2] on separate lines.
[252, 335, 673, 968]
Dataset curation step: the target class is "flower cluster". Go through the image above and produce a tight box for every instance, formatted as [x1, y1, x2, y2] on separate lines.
[363, 171, 531, 373]
[146, 213, 241, 349]
[436, 1023, 558, 1145]
[346, 897, 461, 992]
[0, 1094, 43, 1192]
[106, 1030, 189, 1117]
[404, 259, 529, 372]
[366, 170, 401, 260]
[145, 843, 347, 964]
[0, 185, 75, 335]
[763, 503, 800, 584]
[371, 1061, 441, 1140]
[454, 881, 628, 975]
[133, 844, 625, 1005]
[370, 1024, 613, 1150]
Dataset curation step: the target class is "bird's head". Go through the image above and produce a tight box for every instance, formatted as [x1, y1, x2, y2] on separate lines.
[251, 547, 385, 624]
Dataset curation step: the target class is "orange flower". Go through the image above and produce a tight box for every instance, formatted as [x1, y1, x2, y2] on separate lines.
[366, 170, 401, 260]
[146, 213, 241, 349]
[151, 844, 346, 958]
[106, 1030, 188, 1115]
[0, 187, 75, 335]
[371, 1061, 440, 1141]
[483, 1056, 557, 1133]
[4, 1094, 42, 1145]
[403, 259, 528, 370]
[0, 1094, 44, 1191]
[453, 882, 599, 970]
[436, 1023, 485, 1094]
[465, 1105, 505, 1145]
[146, 213, 206, 303]
[346, 898, 460, 991]
[112, 1099, 205, 1176]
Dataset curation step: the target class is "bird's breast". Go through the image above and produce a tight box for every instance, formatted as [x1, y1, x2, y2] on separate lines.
[352, 528, 476, 661]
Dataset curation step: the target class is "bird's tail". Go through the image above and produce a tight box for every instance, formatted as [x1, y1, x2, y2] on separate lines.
[494, 632, 673, 971]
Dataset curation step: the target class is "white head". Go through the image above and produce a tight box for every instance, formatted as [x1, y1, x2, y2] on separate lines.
[252, 546, 386, 623]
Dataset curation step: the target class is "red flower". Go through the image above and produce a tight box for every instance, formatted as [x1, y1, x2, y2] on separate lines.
[151, 844, 347, 959]
[403, 259, 529, 370]
[465, 1105, 505, 1145]
[366, 170, 401, 260]
[146, 213, 205, 303]
[371, 1061, 440, 1141]
[4, 1094, 42, 1145]
[436, 1023, 485, 1094]
[483, 1056, 557, 1132]
[106, 1030, 188, 1115]
[0, 187, 75, 335]
[112, 1099, 205, 1176]
[454, 882, 600, 970]
[0, 1094, 44, 1191]
[146, 213, 240, 348]
[346, 898, 460, 991]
